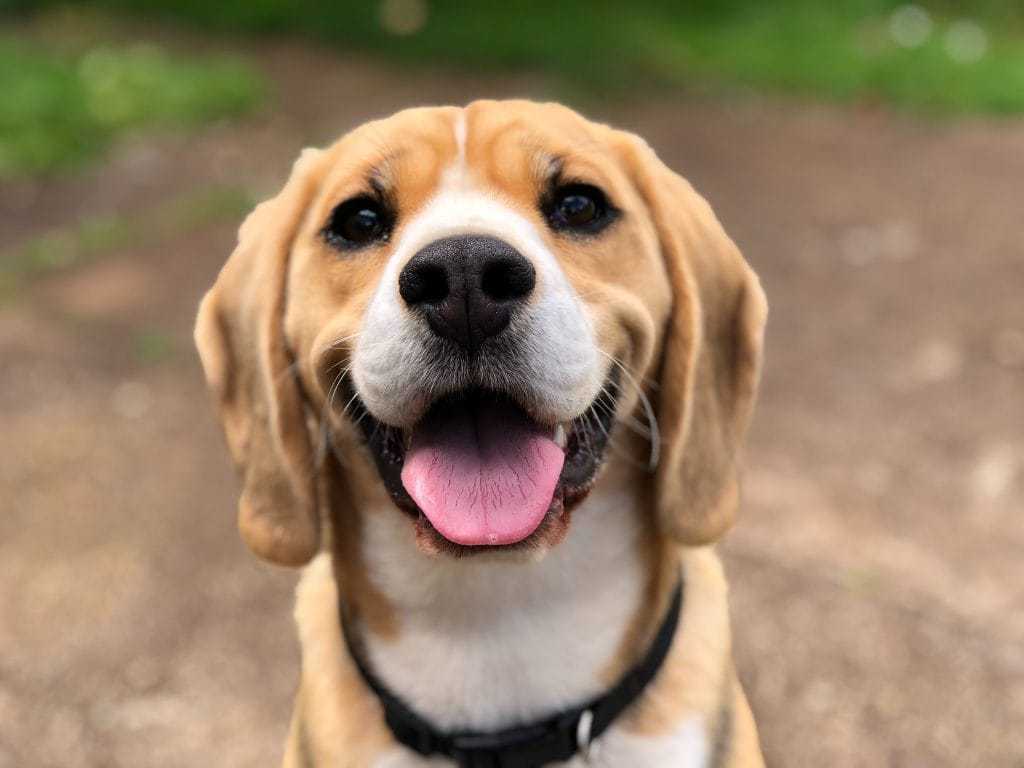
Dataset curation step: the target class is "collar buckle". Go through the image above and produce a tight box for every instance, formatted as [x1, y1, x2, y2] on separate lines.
[576, 709, 598, 763]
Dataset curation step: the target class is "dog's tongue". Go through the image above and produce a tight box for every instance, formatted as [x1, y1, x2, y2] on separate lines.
[401, 397, 565, 546]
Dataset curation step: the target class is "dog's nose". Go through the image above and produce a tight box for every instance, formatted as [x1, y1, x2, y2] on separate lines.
[398, 235, 535, 351]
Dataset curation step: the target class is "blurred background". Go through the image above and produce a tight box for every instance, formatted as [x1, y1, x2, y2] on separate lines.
[2, 2, 1022, 766]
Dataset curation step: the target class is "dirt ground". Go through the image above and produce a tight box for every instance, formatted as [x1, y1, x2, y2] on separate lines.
[2, 36, 1023, 768]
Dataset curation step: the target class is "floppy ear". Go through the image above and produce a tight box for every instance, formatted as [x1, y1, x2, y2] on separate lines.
[625, 138, 767, 545]
[194, 149, 325, 566]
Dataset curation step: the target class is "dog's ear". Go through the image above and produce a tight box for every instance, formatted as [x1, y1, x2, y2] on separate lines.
[623, 137, 767, 545]
[194, 149, 325, 566]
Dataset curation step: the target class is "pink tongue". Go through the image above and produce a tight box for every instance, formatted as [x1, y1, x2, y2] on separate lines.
[400, 398, 565, 546]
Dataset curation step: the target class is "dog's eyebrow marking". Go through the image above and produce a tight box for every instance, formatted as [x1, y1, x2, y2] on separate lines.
[544, 155, 564, 185]
[368, 167, 390, 198]
[353, 141, 403, 195]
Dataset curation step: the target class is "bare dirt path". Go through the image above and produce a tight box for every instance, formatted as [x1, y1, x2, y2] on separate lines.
[2, 39, 1022, 768]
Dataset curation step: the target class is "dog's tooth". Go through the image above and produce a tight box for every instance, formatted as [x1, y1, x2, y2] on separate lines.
[553, 424, 568, 450]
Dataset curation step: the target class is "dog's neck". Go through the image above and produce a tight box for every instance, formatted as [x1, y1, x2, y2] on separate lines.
[337, 460, 673, 734]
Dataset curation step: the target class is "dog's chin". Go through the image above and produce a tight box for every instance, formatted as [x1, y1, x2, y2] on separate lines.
[343, 371, 619, 558]
[410, 501, 569, 560]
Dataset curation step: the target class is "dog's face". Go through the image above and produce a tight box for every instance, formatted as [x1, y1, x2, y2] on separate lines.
[195, 101, 766, 565]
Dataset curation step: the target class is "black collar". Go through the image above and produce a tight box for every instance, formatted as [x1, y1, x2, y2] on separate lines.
[341, 577, 684, 768]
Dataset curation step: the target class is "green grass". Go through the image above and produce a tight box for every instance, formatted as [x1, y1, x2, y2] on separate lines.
[1, 2, 1020, 182]
[0, 36, 263, 177]
[14, 0, 1024, 115]
[0, 185, 255, 297]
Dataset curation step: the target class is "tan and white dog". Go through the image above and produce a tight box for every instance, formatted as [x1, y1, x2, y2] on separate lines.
[195, 100, 767, 767]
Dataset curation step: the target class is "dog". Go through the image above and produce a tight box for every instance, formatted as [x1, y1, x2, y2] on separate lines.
[195, 100, 767, 767]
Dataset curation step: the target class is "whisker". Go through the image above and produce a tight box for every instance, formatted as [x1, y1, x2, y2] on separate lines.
[323, 364, 352, 422]
[597, 349, 660, 471]
[589, 384, 650, 471]
[592, 395, 652, 440]
[340, 388, 362, 420]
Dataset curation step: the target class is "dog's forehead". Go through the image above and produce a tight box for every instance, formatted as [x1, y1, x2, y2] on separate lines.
[321, 101, 615, 200]
[461, 100, 607, 155]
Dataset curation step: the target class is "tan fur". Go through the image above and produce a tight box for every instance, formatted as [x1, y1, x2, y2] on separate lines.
[322, 456, 400, 640]
[288, 555, 395, 767]
[725, 681, 765, 768]
[195, 100, 766, 766]
[195, 148, 327, 566]
[621, 548, 732, 736]
[614, 134, 767, 546]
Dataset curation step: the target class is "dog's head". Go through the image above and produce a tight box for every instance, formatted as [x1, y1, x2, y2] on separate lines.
[195, 101, 766, 566]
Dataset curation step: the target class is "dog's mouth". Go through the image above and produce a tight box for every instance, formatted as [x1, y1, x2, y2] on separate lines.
[346, 372, 618, 552]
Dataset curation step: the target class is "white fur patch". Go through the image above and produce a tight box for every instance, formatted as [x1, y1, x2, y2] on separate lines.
[358, 488, 647, 732]
[351, 489, 714, 767]
[452, 112, 467, 171]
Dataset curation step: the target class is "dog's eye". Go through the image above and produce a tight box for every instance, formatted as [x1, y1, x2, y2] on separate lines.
[547, 184, 612, 234]
[323, 196, 391, 250]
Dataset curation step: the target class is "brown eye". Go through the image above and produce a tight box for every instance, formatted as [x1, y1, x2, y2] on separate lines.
[547, 183, 614, 234]
[558, 193, 596, 225]
[324, 196, 391, 250]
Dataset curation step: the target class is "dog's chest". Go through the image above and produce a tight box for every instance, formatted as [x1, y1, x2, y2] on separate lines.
[357, 495, 648, 733]
[350, 491, 715, 766]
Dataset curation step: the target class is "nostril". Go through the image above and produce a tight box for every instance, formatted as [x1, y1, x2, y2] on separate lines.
[400, 236, 532, 350]
[400, 262, 449, 306]
[480, 257, 536, 302]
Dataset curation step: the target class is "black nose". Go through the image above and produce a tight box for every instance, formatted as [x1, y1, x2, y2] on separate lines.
[398, 235, 535, 351]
